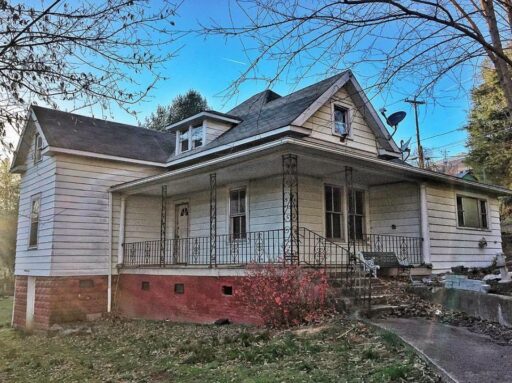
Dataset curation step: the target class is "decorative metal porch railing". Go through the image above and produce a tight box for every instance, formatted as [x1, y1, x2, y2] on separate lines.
[122, 230, 423, 268]
[123, 229, 285, 267]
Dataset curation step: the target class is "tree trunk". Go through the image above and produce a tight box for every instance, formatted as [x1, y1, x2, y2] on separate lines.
[481, 0, 512, 115]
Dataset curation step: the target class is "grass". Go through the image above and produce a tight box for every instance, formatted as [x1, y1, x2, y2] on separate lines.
[0, 296, 12, 328]
[0, 300, 439, 382]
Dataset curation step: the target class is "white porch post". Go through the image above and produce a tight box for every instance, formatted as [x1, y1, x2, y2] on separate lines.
[419, 183, 431, 264]
[117, 195, 127, 266]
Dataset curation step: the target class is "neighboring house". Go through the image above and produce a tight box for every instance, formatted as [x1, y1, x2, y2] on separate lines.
[433, 153, 471, 176]
[10, 71, 512, 330]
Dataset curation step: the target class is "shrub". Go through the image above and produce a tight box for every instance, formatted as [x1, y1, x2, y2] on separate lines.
[235, 263, 331, 328]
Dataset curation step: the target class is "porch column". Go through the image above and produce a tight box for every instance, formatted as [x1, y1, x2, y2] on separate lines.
[345, 166, 353, 257]
[419, 183, 431, 264]
[282, 154, 299, 264]
[160, 185, 167, 267]
[117, 195, 127, 265]
[209, 173, 217, 267]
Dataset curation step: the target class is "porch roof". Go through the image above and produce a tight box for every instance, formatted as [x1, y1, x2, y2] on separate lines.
[109, 137, 512, 197]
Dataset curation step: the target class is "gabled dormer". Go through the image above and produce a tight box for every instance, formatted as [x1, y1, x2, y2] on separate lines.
[165, 111, 241, 155]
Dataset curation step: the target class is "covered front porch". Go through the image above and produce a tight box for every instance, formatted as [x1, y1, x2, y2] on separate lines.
[111, 141, 426, 271]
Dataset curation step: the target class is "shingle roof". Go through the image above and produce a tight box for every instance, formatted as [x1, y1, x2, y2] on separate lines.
[170, 73, 347, 161]
[32, 105, 175, 163]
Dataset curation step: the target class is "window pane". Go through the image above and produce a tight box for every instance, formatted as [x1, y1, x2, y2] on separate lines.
[333, 187, 341, 212]
[232, 216, 240, 237]
[355, 191, 364, 215]
[480, 200, 488, 228]
[325, 213, 332, 238]
[355, 216, 364, 240]
[29, 198, 40, 247]
[239, 190, 246, 213]
[456, 197, 464, 226]
[325, 186, 332, 212]
[191, 125, 203, 148]
[230, 190, 239, 214]
[462, 197, 479, 227]
[179, 129, 189, 152]
[334, 107, 347, 135]
[240, 216, 246, 238]
[332, 214, 342, 239]
[30, 222, 38, 247]
[348, 216, 354, 240]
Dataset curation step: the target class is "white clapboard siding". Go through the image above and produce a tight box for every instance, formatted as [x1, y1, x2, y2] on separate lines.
[299, 175, 324, 234]
[15, 127, 57, 276]
[426, 184, 502, 272]
[205, 119, 232, 144]
[369, 183, 421, 237]
[51, 154, 161, 276]
[302, 86, 379, 155]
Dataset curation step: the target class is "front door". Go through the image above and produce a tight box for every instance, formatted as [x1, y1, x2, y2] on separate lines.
[174, 203, 189, 263]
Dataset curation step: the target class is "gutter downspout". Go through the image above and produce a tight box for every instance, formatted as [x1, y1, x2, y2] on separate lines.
[107, 192, 113, 313]
[118, 195, 127, 266]
[419, 183, 432, 265]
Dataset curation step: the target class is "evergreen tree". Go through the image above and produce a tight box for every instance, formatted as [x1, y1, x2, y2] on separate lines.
[145, 90, 209, 131]
[466, 64, 512, 189]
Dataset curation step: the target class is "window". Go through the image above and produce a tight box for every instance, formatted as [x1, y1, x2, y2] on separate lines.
[457, 196, 488, 229]
[34, 133, 43, 163]
[333, 105, 349, 136]
[191, 125, 204, 148]
[325, 185, 344, 240]
[348, 189, 365, 241]
[178, 128, 190, 153]
[222, 285, 233, 295]
[29, 196, 41, 248]
[141, 281, 150, 291]
[230, 188, 246, 239]
[174, 283, 184, 294]
[79, 279, 94, 288]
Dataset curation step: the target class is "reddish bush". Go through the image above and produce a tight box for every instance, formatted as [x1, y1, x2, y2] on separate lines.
[235, 263, 331, 328]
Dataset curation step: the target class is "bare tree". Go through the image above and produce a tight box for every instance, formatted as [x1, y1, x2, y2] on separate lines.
[0, 0, 181, 152]
[203, 0, 512, 113]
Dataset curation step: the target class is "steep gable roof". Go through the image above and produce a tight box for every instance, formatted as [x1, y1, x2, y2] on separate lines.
[169, 73, 348, 162]
[32, 106, 175, 163]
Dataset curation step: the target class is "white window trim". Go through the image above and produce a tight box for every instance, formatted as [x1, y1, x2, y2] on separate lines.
[455, 193, 490, 231]
[331, 102, 353, 139]
[28, 194, 41, 250]
[227, 183, 249, 238]
[176, 123, 206, 154]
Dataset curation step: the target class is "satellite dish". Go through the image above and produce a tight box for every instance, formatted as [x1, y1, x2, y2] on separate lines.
[379, 108, 407, 137]
[400, 138, 412, 161]
[387, 111, 407, 127]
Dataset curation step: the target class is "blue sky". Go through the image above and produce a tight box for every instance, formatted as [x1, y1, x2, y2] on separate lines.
[6, 0, 475, 161]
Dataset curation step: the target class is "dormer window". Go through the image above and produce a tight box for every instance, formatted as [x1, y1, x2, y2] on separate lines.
[178, 128, 190, 153]
[333, 104, 350, 137]
[34, 133, 43, 164]
[177, 124, 205, 154]
[191, 124, 204, 148]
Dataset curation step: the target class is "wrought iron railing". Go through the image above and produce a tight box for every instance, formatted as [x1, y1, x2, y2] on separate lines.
[298, 227, 371, 305]
[350, 233, 423, 265]
[123, 229, 285, 267]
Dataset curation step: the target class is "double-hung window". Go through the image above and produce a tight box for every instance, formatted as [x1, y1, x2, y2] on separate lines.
[29, 196, 41, 248]
[456, 195, 488, 229]
[325, 185, 344, 240]
[230, 188, 247, 239]
[348, 188, 365, 241]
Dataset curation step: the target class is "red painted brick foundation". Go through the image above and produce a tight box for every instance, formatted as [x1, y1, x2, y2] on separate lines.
[116, 274, 262, 325]
[12, 276, 27, 329]
[12, 275, 108, 331]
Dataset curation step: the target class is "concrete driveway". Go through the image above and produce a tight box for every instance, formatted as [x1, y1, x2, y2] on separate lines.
[373, 318, 512, 383]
